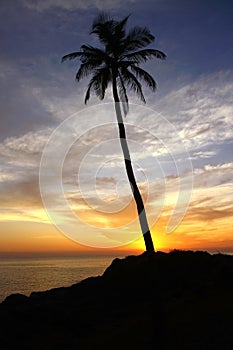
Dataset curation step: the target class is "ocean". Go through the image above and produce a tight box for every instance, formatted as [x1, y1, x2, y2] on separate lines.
[0, 255, 121, 303]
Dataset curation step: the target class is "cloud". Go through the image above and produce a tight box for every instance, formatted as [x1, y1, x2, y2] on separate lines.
[23, 0, 136, 12]
[191, 151, 217, 160]
[0, 129, 52, 220]
[150, 70, 233, 151]
[1, 50, 233, 237]
[0, 172, 42, 208]
[181, 162, 233, 225]
[204, 163, 233, 172]
[194, 162, 233, 188]
[0, 129, 52, 166]
[187, 206, 233, 222]
[0, 59, 58, 137]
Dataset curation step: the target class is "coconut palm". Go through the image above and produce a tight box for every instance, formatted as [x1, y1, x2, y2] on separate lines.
[62, 13, 166, 254]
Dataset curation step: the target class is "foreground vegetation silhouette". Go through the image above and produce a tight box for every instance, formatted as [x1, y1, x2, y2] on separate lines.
[62, 13, 166, 253]
[1, 251, 233, 349]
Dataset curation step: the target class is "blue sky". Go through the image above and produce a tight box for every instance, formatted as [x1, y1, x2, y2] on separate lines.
[0, 0, 233, 252]
[1, 0, 233, 135]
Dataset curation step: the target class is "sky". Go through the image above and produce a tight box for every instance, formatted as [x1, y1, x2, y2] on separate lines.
[0, 0, 233, 256]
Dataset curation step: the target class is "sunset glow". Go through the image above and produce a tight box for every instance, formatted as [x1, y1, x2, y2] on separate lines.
[0, 1, 233, 256]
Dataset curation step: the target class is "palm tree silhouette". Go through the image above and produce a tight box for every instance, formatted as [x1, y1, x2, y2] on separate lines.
[62, 13, 166, 254]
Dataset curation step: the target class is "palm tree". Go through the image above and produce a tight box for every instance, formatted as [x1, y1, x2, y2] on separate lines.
[62, 13, 166, 254]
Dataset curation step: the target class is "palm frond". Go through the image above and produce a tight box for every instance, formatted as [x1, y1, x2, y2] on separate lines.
[62, 46, 107, 65]
[114, 15, 130, 41]
[75, 61, 100, 81]
[91, 14, 131, 55]
[61, 52, 82, 62]
[80, 45, 108, 62]
[120, 67, 146, 103]
[84, 82, 92, 104]
[84, 66, 111, 104]
[124, 48, 166, 63]
[91, 12, 113, 31]
[123, 26, 155, 52]
[91, 13, 115, 47]
[81, 44, 105, 55]
[130, 65, 157, 91]
[98, 66, 111, 99]
[119, 60, 138, 68]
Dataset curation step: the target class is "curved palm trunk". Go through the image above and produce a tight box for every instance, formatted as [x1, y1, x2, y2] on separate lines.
[112, 74, 155, 254]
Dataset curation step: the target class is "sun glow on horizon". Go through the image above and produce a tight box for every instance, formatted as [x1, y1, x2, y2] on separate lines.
[1, 191, 233, 256]
[1, 160, 233, 254]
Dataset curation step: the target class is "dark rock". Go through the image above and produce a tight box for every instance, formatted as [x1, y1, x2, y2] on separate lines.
[0, 250, 233, 349]
[2, 293, 29, 306]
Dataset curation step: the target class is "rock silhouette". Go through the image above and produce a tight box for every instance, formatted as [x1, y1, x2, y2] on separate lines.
[0, 250, 233, 349]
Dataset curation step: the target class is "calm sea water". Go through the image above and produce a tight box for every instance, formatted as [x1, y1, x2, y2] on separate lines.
[0, 255, 120, 303]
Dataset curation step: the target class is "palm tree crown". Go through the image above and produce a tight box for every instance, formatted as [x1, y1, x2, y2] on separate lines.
[62, 13, 166, 115]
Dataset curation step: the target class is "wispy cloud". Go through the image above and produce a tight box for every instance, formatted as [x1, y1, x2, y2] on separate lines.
[191, 151, 217, 160]
[1, 69, 232, 215]
[150, 70, 233, 150]
[22, 0, 137, 12]
[0, 129, 52, 166]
